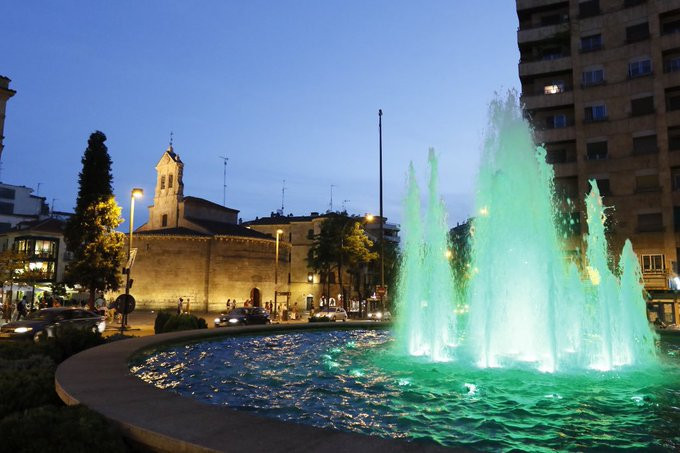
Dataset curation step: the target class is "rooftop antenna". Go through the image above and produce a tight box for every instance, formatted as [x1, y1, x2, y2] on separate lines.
[329, 184, 335, 212]
[36, 182, 42, 196]
[281, 179, 286, 213]
[342, 199, 350, 212]
[218, 156, 229, 206]
[51, 198, 57, 217]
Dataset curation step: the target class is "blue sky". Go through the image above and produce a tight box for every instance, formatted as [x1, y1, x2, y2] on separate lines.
[0, 1, 519, 229]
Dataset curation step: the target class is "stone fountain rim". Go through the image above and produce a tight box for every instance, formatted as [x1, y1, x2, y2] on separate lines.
[55, 322, 460, 453]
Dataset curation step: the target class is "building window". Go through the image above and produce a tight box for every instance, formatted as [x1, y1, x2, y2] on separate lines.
[666, 87, 680, 111]
[584, 104, 607, 122]
[661, 10, 680, 35]
[546, 114, 568, 129]
[0, 188, 16, 199]
[329, 272, 336, 284]
[633, 134, 658, 155]
[637, 213, 663, 233]
[33, 239, 57, 259]
[544, 82, 565, 94]
[629, 59, 652, 78]
[160, 175, 166, 190]
[586, 141, 608, 160]
[666, 56, 680, 73]
[0, 202, 13, 215]
[595, 178, 611, 196]
[582, 68, 604, 87]
[624, 0, 646, 7]
[162, 214, 168, 227]
[580, 34, 602, 52]
[674, 207, 680, 231]
[631, 96, 654, 116]
[578, 0, 600, 18]
[307, 272, 314, 283]
[307, 229, 314, 239]
[670, 127, 680, 151]
[289, 232, 292, 242]
[168, 174, 173, 188]
[626, 22, 650, 43]
[635, 173, 660, 193]
[641, 254, 664, 272]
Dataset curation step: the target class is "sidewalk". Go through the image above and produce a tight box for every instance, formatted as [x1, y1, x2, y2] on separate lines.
[104, 310, 309, 337]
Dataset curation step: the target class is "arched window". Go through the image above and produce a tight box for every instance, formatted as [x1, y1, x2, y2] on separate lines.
[160, 175, 166, 190]
[162, 214, 168, 227]
[168, 174, 174, 188]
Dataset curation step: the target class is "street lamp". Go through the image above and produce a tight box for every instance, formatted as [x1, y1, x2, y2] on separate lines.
[121, 188, 143, 334]
[274, 229, 283, 319]
[378, 109, 386, 311]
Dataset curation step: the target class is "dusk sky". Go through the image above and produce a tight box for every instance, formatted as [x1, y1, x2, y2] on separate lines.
[1, 1, 519, 230]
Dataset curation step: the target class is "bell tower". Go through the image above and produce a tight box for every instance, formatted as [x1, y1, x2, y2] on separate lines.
[147, 144, 184, 229]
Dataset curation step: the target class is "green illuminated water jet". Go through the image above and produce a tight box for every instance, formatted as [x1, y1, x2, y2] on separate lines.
[396, 92, 657, 372]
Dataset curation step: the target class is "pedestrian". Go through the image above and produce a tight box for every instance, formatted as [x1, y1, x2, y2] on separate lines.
[294, 302, 299, 320]
[177, 297, 183, 315]
[186, 298, 190, 314]
[95, 293, 106, 315]
[17, 296, 28, 320]
[226, 299, 231, 311]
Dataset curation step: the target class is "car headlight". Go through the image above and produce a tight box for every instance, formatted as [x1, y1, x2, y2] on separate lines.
[228, 318, 239, 324]
[368, 313, 373, 318]
[214, 318, 221, 323]
[314, 313, 322, 318]
[97, 321, 106, 333]
[14, 327, 32, 333]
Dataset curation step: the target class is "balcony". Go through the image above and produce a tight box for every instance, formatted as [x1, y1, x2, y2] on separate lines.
[521, 90, 573, 110]
[642, 271, 669, 290]
[661, 30, 680, 52]
[517, 0, 566, 11]
[534, 125, 575, 143]
[519, 56, 572, 77]
[518, 22, 570, 44]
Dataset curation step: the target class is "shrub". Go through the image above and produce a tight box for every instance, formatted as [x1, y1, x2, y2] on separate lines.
[0, 355, 59, 419]
[0, 341, 46, 361]
[153, 310, 173, 334]
[157, 313, 208, 333]
[0, 405, 129, 453]
[42, 326, 106, 363]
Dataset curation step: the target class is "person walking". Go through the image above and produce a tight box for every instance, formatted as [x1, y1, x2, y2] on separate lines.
[17, 296, 28, 320]
[177, 297, 183, 315]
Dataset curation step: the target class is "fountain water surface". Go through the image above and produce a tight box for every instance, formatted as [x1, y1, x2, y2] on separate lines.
[397, 92, 657, 372]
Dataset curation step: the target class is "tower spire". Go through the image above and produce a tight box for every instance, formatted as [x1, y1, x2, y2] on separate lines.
[168, 131, 174, 151]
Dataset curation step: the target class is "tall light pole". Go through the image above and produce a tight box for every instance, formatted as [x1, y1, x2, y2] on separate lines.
[378, 109, 385, 310]
[274, 228, 283, 318]
[121, 188, 143, 334]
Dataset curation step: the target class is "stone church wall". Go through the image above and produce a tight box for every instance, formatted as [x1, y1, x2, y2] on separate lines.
[121, 234, 289, 313]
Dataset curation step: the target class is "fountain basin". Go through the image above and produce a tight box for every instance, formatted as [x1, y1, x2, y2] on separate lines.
[55, 323, 452, 453]
[125, 327, 679, 451]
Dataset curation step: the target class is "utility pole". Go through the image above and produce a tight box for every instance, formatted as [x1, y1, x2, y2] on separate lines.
[218, 156, 229, 206]
[329, 184, 335, 212]
[378, 109, 385, 311]
[281, 179, 286, 213]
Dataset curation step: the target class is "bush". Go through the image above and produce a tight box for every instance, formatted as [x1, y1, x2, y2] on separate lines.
[0, 405, 129, 453]
[154, 310, 173, 334]
[0, 341, 46, 361]
[42, 326, 106, 363]
[157, 313, 208, 333]
[0, 355, 59, 418]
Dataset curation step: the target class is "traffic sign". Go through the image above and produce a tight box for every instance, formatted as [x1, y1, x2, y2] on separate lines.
[115, 294, 136, 314]
[376, 286, 387, 297]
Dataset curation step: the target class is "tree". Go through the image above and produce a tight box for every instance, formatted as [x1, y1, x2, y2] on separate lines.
[0, 250, 28, 320]
[65, 132, 125, 308]
[307, 213, 377, 310]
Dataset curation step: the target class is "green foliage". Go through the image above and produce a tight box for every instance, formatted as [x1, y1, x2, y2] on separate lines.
[0, 340, 45, 361]
[0, 405, 129, 453]
[40, 326, 106, 363]
[49, 282, 68, 298]
[157, 313, 208, 333]
[65, 131, 125, 303]
[0, 355, 59, 419]
[0, 250, 28, 286]
[154, 310, 173, 334]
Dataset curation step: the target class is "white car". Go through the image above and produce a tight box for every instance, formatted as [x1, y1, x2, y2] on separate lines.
[311, 307, 348, 322]
[367, 310, 391, 321]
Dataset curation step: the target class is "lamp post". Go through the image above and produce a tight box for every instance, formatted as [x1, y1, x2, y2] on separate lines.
[121, 188, 143, 334]
[274, 228, 283, 319]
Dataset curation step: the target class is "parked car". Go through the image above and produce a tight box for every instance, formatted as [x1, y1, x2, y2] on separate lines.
[367, 310, 392, 321]
[214, 307, 271, 327]
[0, 307, 106, 343]
[309, 307, 348, 322]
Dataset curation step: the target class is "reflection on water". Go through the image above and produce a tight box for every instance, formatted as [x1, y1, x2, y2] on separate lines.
[131, 330, 680, 451]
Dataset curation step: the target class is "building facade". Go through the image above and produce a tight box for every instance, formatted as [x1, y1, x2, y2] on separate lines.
[128, 145, 289, 312]
[0, 183, 50, 231]
[245, 213, 399, 313]
[517, 0, 680, 323]
[0, 76, 15, 161]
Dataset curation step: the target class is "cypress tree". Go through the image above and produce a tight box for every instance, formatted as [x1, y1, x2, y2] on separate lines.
[65, 131, 125, 307]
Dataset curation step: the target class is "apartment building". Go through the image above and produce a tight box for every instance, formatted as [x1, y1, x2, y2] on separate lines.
[518, 0, 680, 310]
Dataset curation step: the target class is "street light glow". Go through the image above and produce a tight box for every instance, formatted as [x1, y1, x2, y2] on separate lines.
[276, 229, 283, 235]
[132, 188, 144, 198]
[366, 214, 375, 222]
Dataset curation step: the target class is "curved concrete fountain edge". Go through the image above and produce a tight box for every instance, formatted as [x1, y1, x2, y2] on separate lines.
[55, 322, 463, 453]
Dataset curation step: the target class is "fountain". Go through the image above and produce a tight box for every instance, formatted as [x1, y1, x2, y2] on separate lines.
[126, 92, 679, 451]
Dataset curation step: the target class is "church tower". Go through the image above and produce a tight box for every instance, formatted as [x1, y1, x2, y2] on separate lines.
[147, 144, 184, 229]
